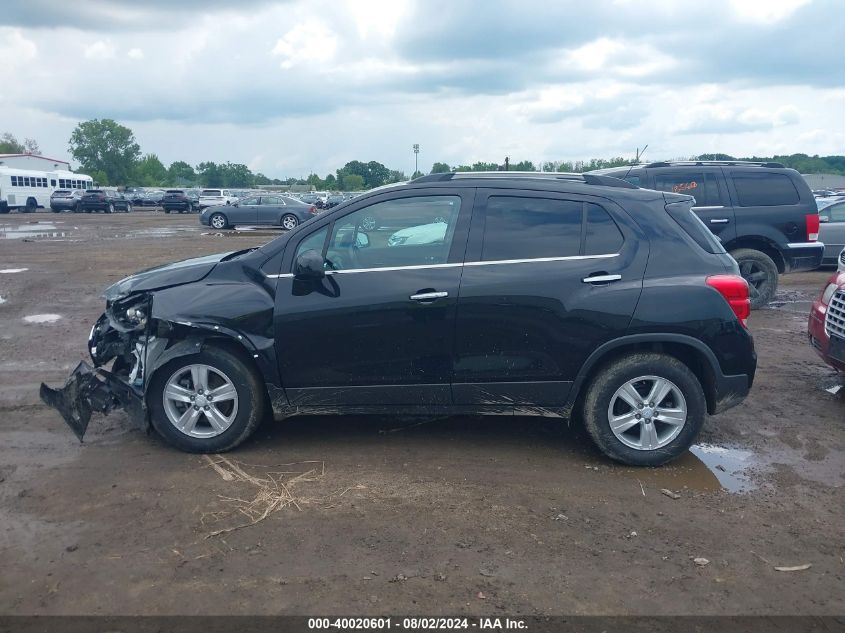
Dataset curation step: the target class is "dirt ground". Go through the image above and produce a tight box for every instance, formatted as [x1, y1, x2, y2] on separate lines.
[0, 211, 843, 616]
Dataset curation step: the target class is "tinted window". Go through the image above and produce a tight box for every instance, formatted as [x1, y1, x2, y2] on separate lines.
[481, 197, 582, 261]
[326, 195, 460, 270]
[202, 190, 221, 196]
[732, 173, 800, 206]
[826, 202, 845, 222]
[584, 204, 624, 255]
[295, 227, 328, 261]
[653, 172, 722, 207]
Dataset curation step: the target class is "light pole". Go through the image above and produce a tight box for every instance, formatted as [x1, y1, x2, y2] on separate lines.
[413, 144, 419, 176]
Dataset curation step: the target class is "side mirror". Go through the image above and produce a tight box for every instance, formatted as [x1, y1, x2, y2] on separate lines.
[293, 249, 326, 280]
[356, 232, 370, 248]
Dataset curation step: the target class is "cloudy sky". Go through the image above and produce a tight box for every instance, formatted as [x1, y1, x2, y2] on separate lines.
[1, 0, 842, 178]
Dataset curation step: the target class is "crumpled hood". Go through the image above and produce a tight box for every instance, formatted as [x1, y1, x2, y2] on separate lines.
[103, 252, 234, 300]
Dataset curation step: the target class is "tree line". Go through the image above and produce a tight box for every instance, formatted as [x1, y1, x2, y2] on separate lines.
[3, 121, 845, 191]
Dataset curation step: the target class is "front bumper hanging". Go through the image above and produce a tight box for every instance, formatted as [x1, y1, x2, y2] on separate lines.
[39, 361, 142, 442]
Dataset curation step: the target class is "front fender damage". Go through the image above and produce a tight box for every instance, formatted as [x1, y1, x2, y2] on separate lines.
[38, 292, 259, 442]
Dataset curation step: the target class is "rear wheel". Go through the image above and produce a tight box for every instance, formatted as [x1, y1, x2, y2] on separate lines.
[25, 198, 37, 213]
[281, 214, 299, 230]
[125, 203, 133, 213]
[582, 353, 706, 466]
[210, 212, 228, 229]
[148, 346, 266, 453]
[107, 202, 115, 214]
[730, 248, 778, 309]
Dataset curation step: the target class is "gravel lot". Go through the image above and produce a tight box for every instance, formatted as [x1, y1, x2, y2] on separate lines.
[0, 211, 843, 615]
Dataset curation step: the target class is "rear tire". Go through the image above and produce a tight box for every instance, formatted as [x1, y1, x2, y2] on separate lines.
[582, 352, 706, 466]
[126, 203, 133, 213]
[107, 202, 115, 214]
[148, 346, 266, 453]
[281, 214, 299, 230]
[730, 248, 778, 309]
[25, 198, 37, 213]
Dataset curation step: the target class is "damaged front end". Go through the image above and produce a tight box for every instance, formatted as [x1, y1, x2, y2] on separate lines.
[40, 293, 153, 441]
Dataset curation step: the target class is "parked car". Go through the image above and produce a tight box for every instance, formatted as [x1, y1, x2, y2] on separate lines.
[324, 194, 347, 209]
[41, 171, 756, 466]
[199, 189, 238, 209]
[78, 189, 132, 213]
[590, 161, 823, 308]
[817, 198, 845, 266]
[140, 190, 165, 207]
[200, 195, 318, 230]
[808, 270, 845, 372]
[50, 189, 86, 213]
[161, 190, 196, 214]
[124, 187, 146, 205]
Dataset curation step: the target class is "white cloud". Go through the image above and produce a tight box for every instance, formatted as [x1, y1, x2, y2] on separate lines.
[271, 20, 338, 69]
[0, 27, 37, 68]
[728, 0, 812, 23]
[84, 40, 115, 60]
[564, 37, 677, 78]
[127, 47, 144, 60]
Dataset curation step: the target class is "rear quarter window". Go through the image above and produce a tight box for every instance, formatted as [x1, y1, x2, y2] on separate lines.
[731, 173, 800, 206]
[584, 204, 624, 255]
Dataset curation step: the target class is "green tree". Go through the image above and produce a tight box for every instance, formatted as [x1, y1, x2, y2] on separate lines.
[23, 138, 40, 154]
[306, 173, 324, 189]
[342, 174, 365, 190]
[511, 160, 536, 171]
[0, 132, 24, 153]
[336, 160, 391, 189]
[134, 153, 167, 186]
[254, 172, 271, 186]
[196, 162, 223, 187]
[168, 161, 197, 186]
[430, 162, 451, 174]
[324, 174, 337, 190]
[68, 119, 141, 185]
[386, 170, 406, 183]
[220, 162, 254, 188]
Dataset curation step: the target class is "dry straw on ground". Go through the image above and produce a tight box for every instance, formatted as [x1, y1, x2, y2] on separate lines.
[200, 455, 364, 538]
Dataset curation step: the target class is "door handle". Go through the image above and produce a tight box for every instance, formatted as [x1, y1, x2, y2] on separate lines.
[582, 274, 621, 284]
[709, 218, 730, 224]
[410, 291, 448, 301]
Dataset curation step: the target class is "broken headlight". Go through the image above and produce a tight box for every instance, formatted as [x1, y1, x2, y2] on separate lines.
[107, 294, 150, 332]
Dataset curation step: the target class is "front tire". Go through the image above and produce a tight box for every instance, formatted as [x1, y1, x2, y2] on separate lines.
[730, 248, 778, 309]
[582, 353, 706, 466]
[148, 346, 266, 453]
[210, 212, 228, 229]
[107, 202, 115, 214]
[281, 214, 299, 230]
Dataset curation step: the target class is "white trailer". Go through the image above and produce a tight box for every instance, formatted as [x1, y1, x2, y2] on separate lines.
[0, 166, 94, 213]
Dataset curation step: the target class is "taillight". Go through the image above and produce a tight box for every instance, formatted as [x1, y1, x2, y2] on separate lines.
[706, 275, 751, 327]
[308, 205, 318, 215]
[806, 213, 820, 241]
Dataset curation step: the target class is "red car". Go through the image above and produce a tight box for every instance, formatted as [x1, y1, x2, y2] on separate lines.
[809, 270, 845, 371]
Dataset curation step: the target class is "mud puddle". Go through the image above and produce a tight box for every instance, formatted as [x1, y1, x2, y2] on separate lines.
[610, 443, 760, 494]
[114, 227, 201, 239]
[1, 223, 71, 240]
[23, 314, 62, 324]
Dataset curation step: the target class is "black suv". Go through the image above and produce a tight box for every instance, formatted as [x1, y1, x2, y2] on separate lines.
[590, 161, 822, 308]
[161, 189, 197, 214]
[41, 172, 756, 466]
[79, 190, 132, 213]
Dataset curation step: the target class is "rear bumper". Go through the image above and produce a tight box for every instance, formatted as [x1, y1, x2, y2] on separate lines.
[783, 242, 825, 273]
[50, 201, 77, 210]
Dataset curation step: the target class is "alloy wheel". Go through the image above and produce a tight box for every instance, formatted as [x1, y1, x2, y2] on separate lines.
[607, 375, 687, 451]
[162, 364, 239, 438]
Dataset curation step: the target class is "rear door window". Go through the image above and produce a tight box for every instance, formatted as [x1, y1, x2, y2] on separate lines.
[731, 173, 800, 206]
[481, 197, 582, 261]
[652, 172, 724, 207]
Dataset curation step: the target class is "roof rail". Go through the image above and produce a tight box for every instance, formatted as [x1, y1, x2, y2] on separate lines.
[412, 171, 638, 189]
[645, 160, 786, 169]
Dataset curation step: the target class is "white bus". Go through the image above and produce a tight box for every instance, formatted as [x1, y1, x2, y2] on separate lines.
[0, 166, 95, 213]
